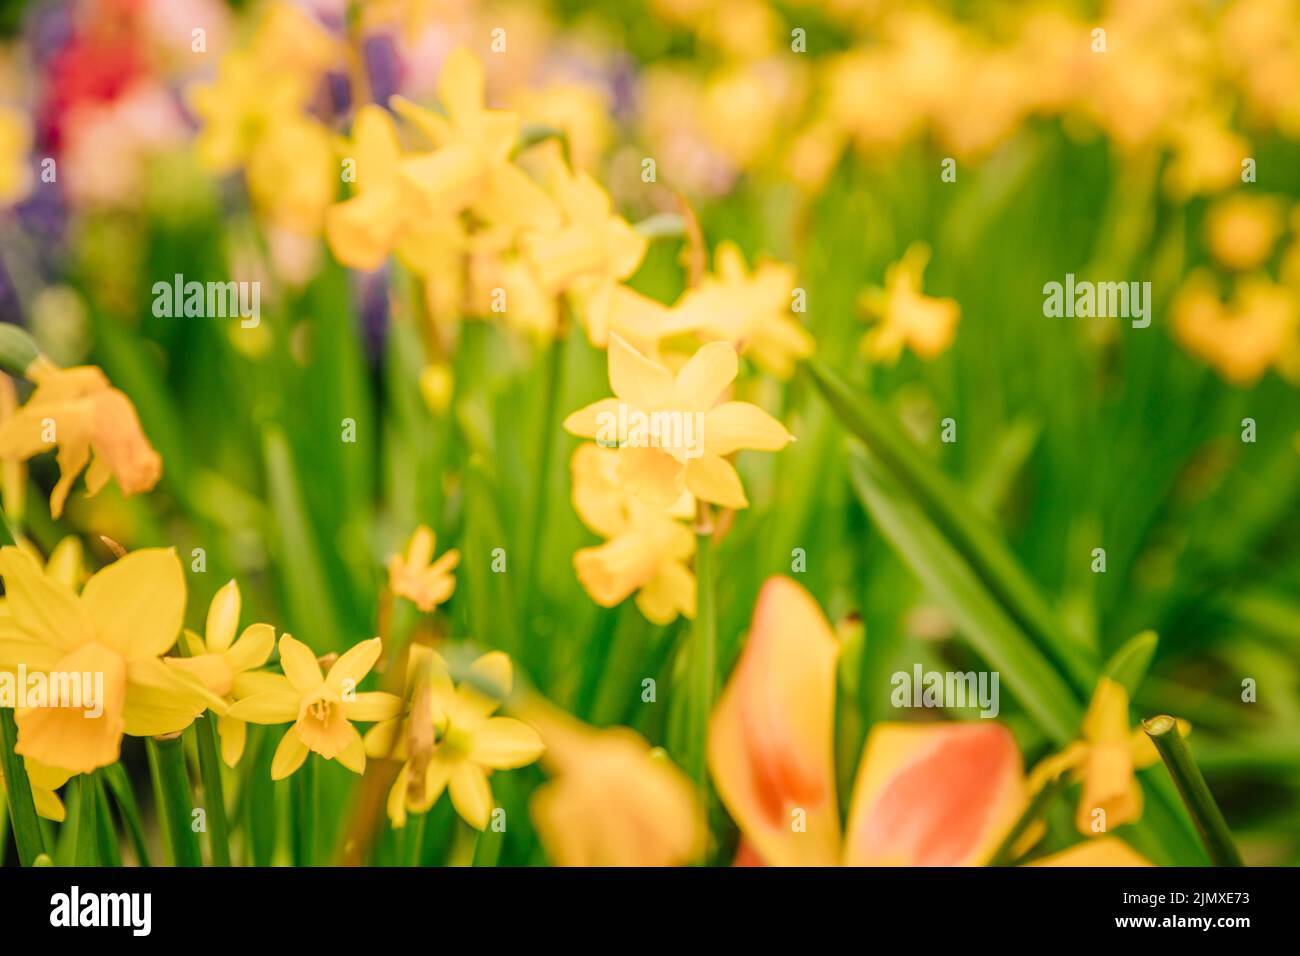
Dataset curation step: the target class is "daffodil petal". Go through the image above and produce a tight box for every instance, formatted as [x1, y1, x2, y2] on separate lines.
[327, 637, 384, 692]
[205, 580, 241, 653]
[674, 340, 738, 411]
[80, 548, 185, 659]
[608, 334, 673, 409]
[271, 729, 310, 780]
[277, 634, 324, 692]
[448, 760, 493, 830]
[344, 691, 402, 722]
[0, 546, 89, 652]
[228, 688, 300, 724]
[470, 717, 545, 769]
[703, 402, 793, 456]
[225, 623, 276, 674]
[684, 455, 748, 509]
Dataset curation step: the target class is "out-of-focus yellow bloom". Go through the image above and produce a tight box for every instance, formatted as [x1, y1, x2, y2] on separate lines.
[229, 635, 401, 779]
[164, 580, 276, 767]
[711, 577, 1148, 867]
[0, 375, 27, 523]
[526, 698, 703, 866]
[513, 82, 611, 172]
[188, 51, 310, 174]
[0, 546, 222, 774]
[1028, 837, 1154, 867]
[0, 359, 162, 519]
[564, 335, 793, 510]
[1172, 270, 1297, 385]
[1164, 112, 1252, 200]
[249, 1, 339, 77]
[671, 242, 814, 379]
[462, 226, 558, 337]
[0, 756, 70, 821]
[1027, 677, 1182, 836]
[366, 647, 543, 830]
[1221, 0, 1300, 139]
[571, 444, 697, 624]
[1207, 195, 1284, 271]
[246, 115, 335, 236]
[394, 49, 558, 231]
[0, 104, 32, 207]
[387, 525, 460, 613]
[859, 242, 961, 364]
[520, 151, 646, 345]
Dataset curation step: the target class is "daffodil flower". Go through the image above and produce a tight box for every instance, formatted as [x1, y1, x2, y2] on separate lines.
[0, 104, 33, 208]
[229, 635, 401, 779]
[570, 443, 696, 624]
[0, 546, 223, 774]
[387, 525, 460, 613]
[859, 242, 961, 364]
[563, 334, 794, 510]
[0, 360, 161, 519]
[392, 48, 558, 232]
[670, 242, 815, 379]
[164, 580, 276, 767]
[365, 647, 543, 830]
[525, 698, 703, 867]
[518, 151, 646, 342]
[709, 576, 1150, 866]
[1027, 676, 1183, 836]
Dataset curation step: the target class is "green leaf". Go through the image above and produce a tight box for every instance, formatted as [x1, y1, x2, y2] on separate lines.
[1102, 630, 1159, 698]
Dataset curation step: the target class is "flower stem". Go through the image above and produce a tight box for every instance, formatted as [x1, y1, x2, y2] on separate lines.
[102, 762, 151, 866]
[0, 708, 45, 865]
[294, 754, 316, 867]
[685, 505, 718, 801]
[520, 326, 567, 652]
[72, 774, 99, 866]
[93, 774, 122, 866]
[147, 734, 203, 866]
[1143, 715, 1244, 867]
[175, 638, 232, 866]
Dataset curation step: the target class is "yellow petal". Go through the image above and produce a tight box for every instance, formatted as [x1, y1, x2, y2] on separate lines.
[707, 576, 841, 866]
[337, 733, 367, 775]
[271, 729, 310, 780]
[684, 455, 748, 509]
[673, 340, 738, 411]
[0, 546, 89, 652]
[228, 686, 300, 724]
[608, 334, 673, 410]
[326, 636, 384, 692]
[217, 714, 247, 768]
[122, 657, 220, 737]
[563, 398, 622, 439]
[1030, 837, 1153, 867]
[325, 190, 403, 271]
[344, 691, 402, 722]
[843, 722, 1025, 866]
[448, 760, 493, 830]
[703, 402, 793, 456]
[15, 643, 126, 774]
[438, 48, 486, 129]
[470, 717, 544, 769]
[620, 446, 685, 507]
[278, 634, 324, 692]
[205, 580, 241, 653]
[80, 548, 185, 659]
[225, 623, 276, 674]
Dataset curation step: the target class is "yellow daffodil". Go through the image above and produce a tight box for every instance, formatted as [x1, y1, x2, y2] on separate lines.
[525, 699, 703, 866]
[245, 115, 335, 236]
[164, 580, 276, 767]
[387, 525, 460, 613]
[670, 242, 814, 379]
[393, 49, 558, 231]
[710, 577, 1148, 867]
[1206, 194, 1285, 272]
[229, 635, 401, 779]
[1172, 270, 1297, 385]
[0, 359, 161, 519]
[519, 152, 646, 345]
[859, 242, 961, 364]
[366, 647, 543, 830]
[1027, 677, 1183, 836]
[570, 443, 696, 624]
[0, 546, 222, 774]
[188, 51, 311, 175]
[0, 104, 32, 208]
[563, 334, 793, 510]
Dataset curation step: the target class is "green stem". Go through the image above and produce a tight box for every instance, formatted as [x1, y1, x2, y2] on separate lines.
[520, 329, 566, 648]
[175, 639, 232, 866]
[0, 708, 45, 865]
[147, 734, 203, 866]
[685, 514, 717, 800]
[93, 774, 122, 866]
[990, 773, 1071, 866]
[405, 811, 427, 867]
[294, 754, 316, 867]
[102, 762, 151, 866]
[72, 774, 99, 866]
[1143, 716, 1244, 867]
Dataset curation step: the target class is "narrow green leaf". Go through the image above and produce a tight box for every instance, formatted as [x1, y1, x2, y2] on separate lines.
[1102, 630, 1159, 698]
[146, 735, 203, 867]
[0, 708, 45, 865]
[102, 762, 151, 867]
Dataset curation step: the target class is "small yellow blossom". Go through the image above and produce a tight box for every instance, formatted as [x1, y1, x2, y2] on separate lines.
[164, 580, 276, 767]
[1027, 677, 1184, 835]
[1207, 194, 1285, 272]
[0, 546, 222, 774]
[525, 699, 704, 866]
[229, 635, 402, 779]
[366, 647, 543, 830]
[0, 756, 70, 822]
[387, 525, 460, 613]
[859, 242, 961, 364]
[1172, 270, 1297, 385]
[671, 242, 814, 379]
[0, 104, 32, 208]
[563, 334, 793, 510]
[0, 360, 161, 519]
